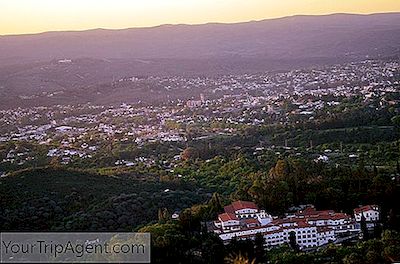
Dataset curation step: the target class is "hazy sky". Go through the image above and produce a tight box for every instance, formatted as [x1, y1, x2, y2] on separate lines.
[1, 0, 399, 35]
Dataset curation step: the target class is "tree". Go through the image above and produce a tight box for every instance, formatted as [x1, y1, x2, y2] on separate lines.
[391, 115, 400, 127]
[269, 159, 291, 180]
[208, 193, 223, 218]
[387, 209, 399, 231]
[158, 208, 170, 223]
[181, 147, 198, 161]
[360, 213, 369, 240]
[381, 230, 400, 263]
[201, 233, 225, 264]
[226, 238, 255, 262]
[365, 249, 381, 264]
[373, 165, 378, 176]
[49, 156, 59, 167]
[254, 233, 266, 263]
[343, 253, 363, 264]
[225, 253, 255, 264]
[289, 231, 299, 252]
[138, 223, 189, 263]
[179, 209, 200, 233]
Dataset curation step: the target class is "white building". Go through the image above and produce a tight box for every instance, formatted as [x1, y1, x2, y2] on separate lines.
[224, 200, 261, 219]
[215, 213, 240, 232]
[354, 205, 380, 222]
[211, 201, 359, 250]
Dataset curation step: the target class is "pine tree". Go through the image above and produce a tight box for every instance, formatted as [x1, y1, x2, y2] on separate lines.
[254, 233, 266, 263]
[158, 208, 170, 223]
[209, 193, 223, 216]
[373, 165, 378, 176]
[289, 231, 300, 251]
[360, 213, 369, 240]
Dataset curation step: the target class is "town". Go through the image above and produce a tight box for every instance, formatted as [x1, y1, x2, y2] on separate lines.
[1, 59, 399, 174]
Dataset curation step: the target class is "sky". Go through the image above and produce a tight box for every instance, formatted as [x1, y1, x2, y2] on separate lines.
[1, 0, 399, 35]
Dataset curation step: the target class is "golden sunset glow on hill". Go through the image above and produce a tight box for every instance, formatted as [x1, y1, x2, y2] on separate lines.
[1, 0, 399, 35]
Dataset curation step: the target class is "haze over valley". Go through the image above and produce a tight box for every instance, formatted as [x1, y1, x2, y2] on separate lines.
[0, 13, 399, 108]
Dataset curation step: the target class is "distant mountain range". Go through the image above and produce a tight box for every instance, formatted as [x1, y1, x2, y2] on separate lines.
[0, 13, 399, 108]
[1, 13, 399, 64]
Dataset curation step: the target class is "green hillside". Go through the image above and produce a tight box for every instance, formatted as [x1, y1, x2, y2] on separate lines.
[0, 167, 208, 231]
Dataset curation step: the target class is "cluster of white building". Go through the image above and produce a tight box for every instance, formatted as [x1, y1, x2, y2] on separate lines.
[210, 201, 380, 250]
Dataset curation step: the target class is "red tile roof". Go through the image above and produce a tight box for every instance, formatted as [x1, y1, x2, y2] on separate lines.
[230, 201, 259, 211]
[219, 213, 239, 222]
[296, 221, 311, 228]
[306, 213, 350, 221]
[296, 207, 334, 217]
[243, 218, 260, 225]
[297, 206, 317, 215]
[293, 206, 351, 222]
[330, 213, 350, 220]
[270, 219, 283, 225]
[224, 205, 235, 214]
[224, 201, 259, 214]
[354, 205, 379, 214]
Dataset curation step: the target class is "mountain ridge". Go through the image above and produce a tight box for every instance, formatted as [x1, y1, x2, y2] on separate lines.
[1, 12, 399, 37]
[0, 12, 399, 64]
[0, 12, 399, 109]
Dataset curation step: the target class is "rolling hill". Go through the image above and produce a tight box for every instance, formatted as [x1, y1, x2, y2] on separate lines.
[1, 13, 399, 63]
[0, 167, 208, 231]
[0, 13, 399, 108]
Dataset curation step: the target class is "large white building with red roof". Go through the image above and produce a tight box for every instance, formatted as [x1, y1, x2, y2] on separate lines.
[211, 201, 363, 250]
[224, 201, 260, 219]
[214, 200, 273, 233]
[215, 213, 240, 232]
[354, 205, 380, 222]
